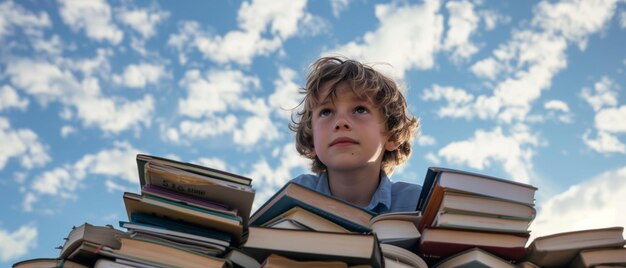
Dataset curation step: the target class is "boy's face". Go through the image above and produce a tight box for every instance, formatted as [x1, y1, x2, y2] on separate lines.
[310, 82, 397, 173]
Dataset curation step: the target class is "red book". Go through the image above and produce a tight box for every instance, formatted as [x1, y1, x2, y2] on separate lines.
[417, 227, 529, 262]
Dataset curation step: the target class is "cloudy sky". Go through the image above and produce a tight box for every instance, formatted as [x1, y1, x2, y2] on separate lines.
[1, 0, 625, 265]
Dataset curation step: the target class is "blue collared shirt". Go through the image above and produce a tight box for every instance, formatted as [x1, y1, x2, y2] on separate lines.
[289, 172, 421, 215]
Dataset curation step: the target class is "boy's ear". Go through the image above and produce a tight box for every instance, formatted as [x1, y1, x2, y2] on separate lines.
[385, 140, 400, 151]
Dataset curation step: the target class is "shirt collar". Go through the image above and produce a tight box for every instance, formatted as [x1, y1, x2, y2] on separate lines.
[315, 172, 392, 214]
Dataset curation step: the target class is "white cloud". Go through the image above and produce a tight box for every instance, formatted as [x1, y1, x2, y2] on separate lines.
[60, 125, 76, 138]
[544, 100, 569, 112]
[0, 225, 37, 262]
[233, 99, 280, 146]
[112, 63, 170, 88]
[117, 6, 169, 39]
[6, 59, 154, 134]
[0, 1, 50, 40]
[0, 117, 50, 170]
[532, 0, 619, 50]
[470, 57, 502, 80]
[0, 85, 29, 111]
[531, 166, 626, 240]
[438, 126, 539, 183]
[583, 130, 626, 154]
[417, 134, 436, 146]
[422, 84, 501, 120]
[479, 9, 510, 31]
[268, 67, 302, 119]
[330, 0, 351, 17]
[173, 116, 238, 140]
[443, 0, 480, 62]
[327, 0, 444, 79]
[595, 106, 626, 133]
[178, 69, 260, 118]
[168, 0, 316, 65]
[25, 141, 142, 210]
[425, 152, 441, 165]
[31, 34, 63, 56]
[580, 76, 618, 112]
[58, 0, 123, 44]
[194, 157, 228, 171]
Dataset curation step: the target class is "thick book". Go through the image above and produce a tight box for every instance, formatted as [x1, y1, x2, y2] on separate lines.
[58, 223, 128, 265]
[250, 182, 376, 233]
[96, 236, 227, 268]
[224, 248, 262, 268]
[129, 212, 232, 243]
[123, 192, 243, 244]
[369, 211, 422, 249]
[241, 226, 384, 268]
[417, 227, 528, 262]
[380, 244, 428, 268]
[141, 184, 237, 216]
[136, 154, 252, 186]
[12, 258, 88, 268]
[261, 254, 349, 268]
[435, 190, 536, 220]
[432, 211, 531, 233]
[570, 247, 626, 268]
[417, 167, 537, 231]
[261, 206, 350, 233]
[142, 158, 255, 226]
[433, 247, 516, 268]
[523, 226, 625, 267]
[119, 220, 230, 248]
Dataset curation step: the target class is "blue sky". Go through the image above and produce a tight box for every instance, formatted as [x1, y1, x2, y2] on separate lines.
[1, 0, 626, 265]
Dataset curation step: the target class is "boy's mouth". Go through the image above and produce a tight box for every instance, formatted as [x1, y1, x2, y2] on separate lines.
[329, 137, 358, 147]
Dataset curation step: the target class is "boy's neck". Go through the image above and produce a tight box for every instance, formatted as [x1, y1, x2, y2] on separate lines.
[327, 165, 382, 208]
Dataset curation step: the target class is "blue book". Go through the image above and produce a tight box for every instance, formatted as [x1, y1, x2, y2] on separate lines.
[249, 182, 376, 233]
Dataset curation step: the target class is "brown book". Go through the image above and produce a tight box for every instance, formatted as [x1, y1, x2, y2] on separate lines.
[58, 223, 128, 266]
[242, 226, 384, 268]
[570, 247, 626, 268]
[261, 254, 349, 268]
[262, 206, 350, 233]
[433, 247, 516, 268]
[417, 227, 528, 262]
[97, 236, 227, 268]
[523, 226, 625, 267]
[250, 182, 376, 233]
[380, 244, 428, 268]
[12, 258, 88, 268]
[417, 167, 537, 231]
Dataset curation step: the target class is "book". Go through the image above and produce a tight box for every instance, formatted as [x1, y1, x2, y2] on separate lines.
[12, 258, 88, 268]
[261, 206, 350, 233]
[570, 248, 626, 268]
[417, 167, 537, 231]
[93, 259, 135, 268]
[250, 182, 376, 233]
[142, 157, 255, 226]
[96, 236, 227, 268]
[368, 211, 421, 249]
[123, 192, 243, 244]
[58, 223, 128, 266]
[224, 248, 262, 268]
[127, 212, 232, 244]
[432, 211, 530, 233]
[241, 226, 384, 268]
[120, 220, 230, 247]
[433, 247, 516, 268]
[127, 231, 226, 255]
[523, 226, 625, 267]
[380, 244, 428, 268]
[435, 191, 536, 220]
[141, 184, 238, 216]
[136, 153, 252, 186]
[261, 254, 349, 268]
[417, 227, 528, 262]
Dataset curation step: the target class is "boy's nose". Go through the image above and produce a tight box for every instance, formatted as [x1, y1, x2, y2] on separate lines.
[334, 118, 351, 130]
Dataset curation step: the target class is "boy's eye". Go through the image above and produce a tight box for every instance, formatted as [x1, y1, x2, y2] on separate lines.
[319, 108, 332, 117]
[354, 106, 369, 114]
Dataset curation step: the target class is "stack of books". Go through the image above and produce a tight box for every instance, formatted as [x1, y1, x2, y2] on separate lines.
[415, 167, 538, 265]
[245, 181, 428, 267]
[11, 161, 626, 267]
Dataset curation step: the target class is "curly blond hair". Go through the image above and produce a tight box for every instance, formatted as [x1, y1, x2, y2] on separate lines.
[290, 56, 419, 175]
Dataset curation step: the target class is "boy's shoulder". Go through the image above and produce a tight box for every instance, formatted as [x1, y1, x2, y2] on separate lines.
[289, 173, 324, 191]
[388, 179, 422, 212]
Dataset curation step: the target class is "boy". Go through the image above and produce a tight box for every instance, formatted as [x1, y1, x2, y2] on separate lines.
[289, 56, 421, 214]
